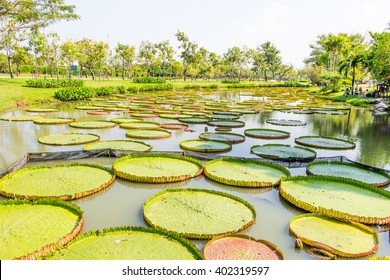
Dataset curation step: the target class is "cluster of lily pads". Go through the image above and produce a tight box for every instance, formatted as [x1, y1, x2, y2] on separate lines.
[1, 89, 389, 260]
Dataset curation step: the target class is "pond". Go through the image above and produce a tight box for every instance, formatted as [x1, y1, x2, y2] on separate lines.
[0, 88, 389, 260]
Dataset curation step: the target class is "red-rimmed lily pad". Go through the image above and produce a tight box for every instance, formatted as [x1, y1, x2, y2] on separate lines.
[204, 235, 284, 260]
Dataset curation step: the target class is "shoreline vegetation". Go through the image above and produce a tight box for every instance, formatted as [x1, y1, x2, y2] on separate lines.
[0, 76, 377, 113]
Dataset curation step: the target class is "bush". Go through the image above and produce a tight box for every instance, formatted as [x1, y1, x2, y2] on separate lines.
[221, 79, 240, 84]
[132, 77, 166, 84]
[25, 79, 84, 88]
[226, 81, 310, 89]
[116, 85, 126, 94]
[183, 84, 218, 90]
[94, 86, 117, 96]
[54, 87, 96, 101]
[127, 83, 173, 93]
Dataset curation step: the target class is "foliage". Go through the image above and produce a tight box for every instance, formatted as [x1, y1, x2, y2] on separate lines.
[183, 83, 218, 90]
[367, 31, 390, 82]
[132, 77, 166, 83]
[25, 79, 84, 88]
[54, 87, 96, 101]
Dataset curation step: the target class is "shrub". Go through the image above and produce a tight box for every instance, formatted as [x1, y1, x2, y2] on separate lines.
[184, 84, 218, 90]
[132, 77, 166, 84]
[127, 83, 173, 93]
[94, 86, 117, 96]
[221, 79, 240, 84]
[25, 79, 84, 88]
[54, 87, 96, 101]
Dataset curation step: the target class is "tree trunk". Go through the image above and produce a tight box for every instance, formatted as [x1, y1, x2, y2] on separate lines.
[7, 56, 14, 78]
[351, 66, 356, 95]
[264, 70, 268, 81]
[122, 59, 125, 80]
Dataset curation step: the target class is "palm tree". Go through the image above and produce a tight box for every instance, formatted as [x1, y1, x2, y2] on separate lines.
[339, 48, 367, 94]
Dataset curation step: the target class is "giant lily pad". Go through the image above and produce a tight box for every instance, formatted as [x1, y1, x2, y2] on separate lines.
[280, 176, 390, 224]
[289, 214, 379, 258]
[306, 161, 390, 187]
[69, 120, 116, 129]
[126, 129, 171, 139]
[199, 132, 245, 143]
[120, 121, 161, 129]
[251, 144, 316, 161]
[109, 117, 143, 124]
[83, 140, 152, 152]
[38, 133, 100, 145]
[41, 226, 203, 260]
[113, 153, 203, 183]
[180, 140, 232, 153]
[0, 164, 115, 200]
[244, 128, 290, 139]
[204, 157, 290, 187]
[0, 199, 84, 260]
[266, 119, 306, 126]
[204, 235, 284, 260]
[295, 136, 355, 150]
[33, 117, 75, 125]
[1, 115, 43, 122]
[143, 188, 256, 239]
[207, 120, 245, 128]
[26, 108, 59, 113]
[178, 117, 210, 124]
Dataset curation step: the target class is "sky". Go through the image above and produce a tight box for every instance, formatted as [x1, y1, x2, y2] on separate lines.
[46, 0, 390, 68]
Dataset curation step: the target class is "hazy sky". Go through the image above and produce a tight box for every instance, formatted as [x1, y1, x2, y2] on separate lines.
[46, 0, 390, 68]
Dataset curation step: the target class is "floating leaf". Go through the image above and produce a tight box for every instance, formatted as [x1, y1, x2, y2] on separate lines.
[295, 136, 355, 150]
[143, 188, 256, 239]
[0, 164, 115, 200]
[180, 139, 232, 153]
[38, 133, 100, 145]
[113, 153, 203, 183]
[42, 226, 203, 260]
[289, 214, 379, 258]
[244, 128, 290, 139]
[0, 199, 84, 260]
[251, 144, 316, 161]
[83, 140, 152, 152]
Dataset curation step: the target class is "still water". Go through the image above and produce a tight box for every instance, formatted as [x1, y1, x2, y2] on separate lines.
[0, 90, 389, 260]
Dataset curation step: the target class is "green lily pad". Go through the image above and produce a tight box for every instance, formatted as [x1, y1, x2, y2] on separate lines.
[0, 163, 115, 200]
[180, 140, 232, 152]
[126, 129, 171, 139]
[179, 117, 210, 124]
[83, 140, 152, 152]
[306, 161, 390, 187]
[38, 133, 100, 145]
[251, 144, 316, 161]
[204, 235, 284, 260]
[159, 114, 192, 119]
[266, 119, 306, 126]
[33, 117, 75, 125]
[69, 120, 116, 129]
[290, 214, 379, 258]
[113, 153, 203, 183]
[26, 108, 59, 113]
[0, 199, 84, 260]
[109, 117, 143, 124]
[199, 132, 245, 143]
[244, 128, 290, 139]
[204, 157, 290, 187]
[295, 136, 356, 150]
[1, 115, 43, 121]
[131, 113, 159, 118]
[207, 120, 245, 128]
[143, 188, 256, 239]
[280, 176, 390, 224]
[41, 226, 203, 260]
[120, 121, 161, 129]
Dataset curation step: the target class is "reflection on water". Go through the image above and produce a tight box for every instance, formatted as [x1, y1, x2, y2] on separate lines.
[0, 90, 389, 260]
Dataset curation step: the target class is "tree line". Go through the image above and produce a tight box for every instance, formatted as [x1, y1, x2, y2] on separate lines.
[1, 0, 389, 90]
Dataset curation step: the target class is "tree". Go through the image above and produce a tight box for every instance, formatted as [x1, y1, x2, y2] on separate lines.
[61, 40, 78, 79]
[256, 41, 282, 81]
[138, 41, 157, 77]
[175, 31, 198, 81]
[367, 31, 390, 82]
[339, 46, 367, 93]
[224, 46, 250, 81]
[115, 43, 136, 80]
[0, 0, 78, 38]
[0, 30, 23, 78]
[76, 38, 109, 80]
[155, 40, 174, 77]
